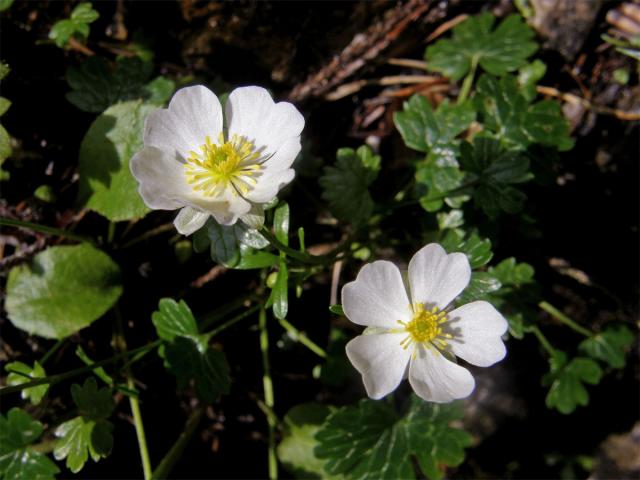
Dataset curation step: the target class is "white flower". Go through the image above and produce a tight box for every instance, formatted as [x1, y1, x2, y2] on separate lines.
[342, 243, 508, 403]
[130, 85, 304, 234]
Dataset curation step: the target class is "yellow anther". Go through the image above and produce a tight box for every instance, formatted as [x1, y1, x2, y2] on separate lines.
[397, 303, 450, 351]
[184, 134, 263, 197]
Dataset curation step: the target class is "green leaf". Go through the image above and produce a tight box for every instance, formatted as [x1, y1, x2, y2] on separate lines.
[518, 60, 546, 101]
[543, 352, 603, 414]
[394, 96, 475, 153]
[49, 2, 99, 48]
[415, 150, 468, 213]
[315, 397, 472, 480]
[0, 97, 10, 117]
[163, 337, 231, 402]
[195, 219, 270, 267]
[329, 304, 344, 316]
[457, 272, 501, 304]
[33, 185, 56, 203]
[273, 259, 289, 320]
[440, 229, 493, 268]
[54, 378, 115, 473]
[78, 100, 155, 221]
[0, 408, 60, 480]
[320, 146, 380, 224]
[5, 244, 122, 339]
[75, 345, 113, 385]
[151, 298, 231, 402]
[234, 246, 279, 270]
[437, 209, 464, 230]
[473, 74, 574, 152]
[66, 57, 155, 113]
[277, 403, 342, 479]
[578, 324, 636, 369]
[152, 298, 199, 341]
[425, 13, 537, 81]
[0, 0, 15, 12]
[488, 257, 534, 286]
[273, 202, 290, 245]
[5, 361, 48, 404]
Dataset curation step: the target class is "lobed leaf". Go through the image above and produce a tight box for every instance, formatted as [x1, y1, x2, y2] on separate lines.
[5, 361, 48, 405]
[543, 352, 603, 414]
[578, 324, 636, 369]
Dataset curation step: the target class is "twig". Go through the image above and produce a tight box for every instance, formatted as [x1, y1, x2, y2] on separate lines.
[537, 85, 640, 121]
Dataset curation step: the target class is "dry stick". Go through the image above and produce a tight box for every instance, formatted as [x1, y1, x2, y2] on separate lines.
[537, 85, 640, 121]
[325, 74, 441, 101]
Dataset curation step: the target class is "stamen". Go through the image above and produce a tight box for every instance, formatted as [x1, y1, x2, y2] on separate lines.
[398, 302, 451, 352]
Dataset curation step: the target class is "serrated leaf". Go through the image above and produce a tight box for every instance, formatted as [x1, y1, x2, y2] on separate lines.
[474, 74, 574, 152]
[425, 13, 537, 81]
[457, 272, 501, 304]
[320, 146, 380, 224]
[152, 298, 199, 341]
[315, 397, 471, 480]
[415, 150, 468, 213]
[5, 244, 122, 339]
[0, 408, 60, 480]
[78, 100, 154, 221]
[54, 378, 115, 473]
[5, 361, 48, 404]
[66, 57, 155, 113]
[394, 96, 475, 153]
[543, 352, 602, 414]
[578, 324, 636, 369]
[488, 257, 534, 286]
[49, 2, 99, 48]
[440, 230, 493, 269]
[152, 298, 231, 402]
[277, 403, 341, 479]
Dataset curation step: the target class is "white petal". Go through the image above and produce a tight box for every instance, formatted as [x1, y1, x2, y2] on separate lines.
[130, 146, 191, 210]
[446, 301, 508, 367]
[174, 207, 209, 235]
[409, 346, 475, 403]
[342, 260, 412, 328]
[261, 137, 302, 172]
[346, 333, 411, 400]
[408, 243, 471, 309]
[243, 169, 295, 204]
[226, 86, 304, 155]
[185, 193, 250, 226]
[144, 85, 223, 160]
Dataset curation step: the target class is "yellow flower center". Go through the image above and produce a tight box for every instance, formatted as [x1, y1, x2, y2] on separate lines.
[396, 303, 452, 352]
[185, 133, 263, 197]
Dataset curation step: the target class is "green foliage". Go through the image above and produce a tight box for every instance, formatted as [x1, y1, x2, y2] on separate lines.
[394, 96, 475, 153]
[473, 74, 574, 152]
[543, 352, 603, 414]
[5, 361, 48, 404]
[459, 137, 531, 217]
[425, 13, 537, 81]
[272, 202, 290, 320]
[193, 219, 274, 268]
[49, 2, 99, 48]
[578, 324, 636, 369]
[457, 271, 501, 304]
[518, 60, 547, 101]
[66, 56, 174, 113]
[0, 0, 15, 12]
[33, 185, 56, 203]
[5, 243, 122, 339]
[152, 298, 231, 402]
[440, 229, 493, 268]
[320, 146, 380, 224]
[0, 62, 11, 180]
[78, 100, 155, 221]
[277, 403, 341, 479]
[0, 408, 60, 480]
[315, 397, 472, 480]
[53, 378, 115, 473]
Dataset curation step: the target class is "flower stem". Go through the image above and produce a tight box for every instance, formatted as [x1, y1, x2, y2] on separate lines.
[0, 216, 93, 244]
[259, 307, 277, 480]
[529, 325, 556, 357]
[278, 318, 327, 358]
[40, 339, 66, 365]
[457, 55, 478, 104]
[206, 304, 261, 338]
[260, 226, 324, 265]
[538, 301, 592, 337]
[151, 406, 205, 480]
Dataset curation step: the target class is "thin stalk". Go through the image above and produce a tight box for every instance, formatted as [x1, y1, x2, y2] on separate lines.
[259, 307, 277, 480]
[40, 339, 66, 366]
[114, 307, 152, 480]
[278, 318, 327, 358]
[120, 223, 174, 249]
[107, 222, 116, 244]
[539, 301, 592, 337]
[199, 294, 255, 330]
[260, 227, 324, 265]
[530, 325, 556, 357]
[0, 342, 160, 396]
[0, 217, 93, 244]
[457, 55, 478, 104]
[206, 305, 260, 338]
[152, 407, 205, 479]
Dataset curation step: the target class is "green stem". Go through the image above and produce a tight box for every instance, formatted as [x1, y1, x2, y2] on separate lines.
[539, 301, 592, 337]
[259, 307, 277, 480]
[40, 339, 66, 365]
[457, 56, 478, 104]
[261, 227, 325, 265]
[199, 294, 255, 330]
[107, 222, 116, 244]
[278, 318, 327, 358]
[151, 407, 205, 479]
[120, 223, 174, 249]
[206, 305, 261, 338]
[0, 217, 93, 244]
[530, 325, 556, 357]
[0, 342, 160, 396]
